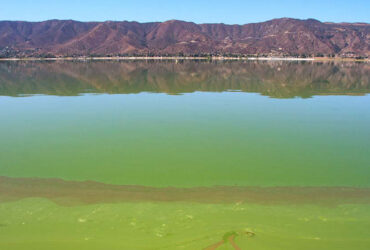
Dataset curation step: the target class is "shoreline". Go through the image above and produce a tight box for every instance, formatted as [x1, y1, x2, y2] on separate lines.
[0, 56, 368, 62]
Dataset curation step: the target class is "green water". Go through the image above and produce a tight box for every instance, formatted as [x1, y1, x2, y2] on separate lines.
[0, 61, 369, 249]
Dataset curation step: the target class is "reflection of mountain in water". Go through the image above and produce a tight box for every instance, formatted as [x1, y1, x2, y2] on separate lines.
[0, 61, 369, 98]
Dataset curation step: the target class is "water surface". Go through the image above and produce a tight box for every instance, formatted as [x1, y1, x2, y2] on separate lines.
[0, 61, 369, 249]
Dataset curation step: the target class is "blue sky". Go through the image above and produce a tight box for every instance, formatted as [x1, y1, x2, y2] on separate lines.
[1, 0, 369, 24]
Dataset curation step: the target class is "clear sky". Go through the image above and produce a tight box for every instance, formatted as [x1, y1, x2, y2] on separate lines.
[1, 0, 369, 24]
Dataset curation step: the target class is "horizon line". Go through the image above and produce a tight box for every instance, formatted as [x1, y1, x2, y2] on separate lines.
[1, 17, 369, 25]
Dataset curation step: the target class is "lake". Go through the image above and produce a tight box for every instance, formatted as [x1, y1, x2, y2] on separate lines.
[0, 60, 369, 249]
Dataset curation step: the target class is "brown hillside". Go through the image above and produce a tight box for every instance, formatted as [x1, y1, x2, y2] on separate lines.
[0, 18, 368, 57]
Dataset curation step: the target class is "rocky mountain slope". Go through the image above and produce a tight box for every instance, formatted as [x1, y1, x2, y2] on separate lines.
[0, 18, 369, 57]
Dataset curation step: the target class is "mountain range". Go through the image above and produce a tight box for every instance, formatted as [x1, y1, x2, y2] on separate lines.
[0, 18, 369, 57]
